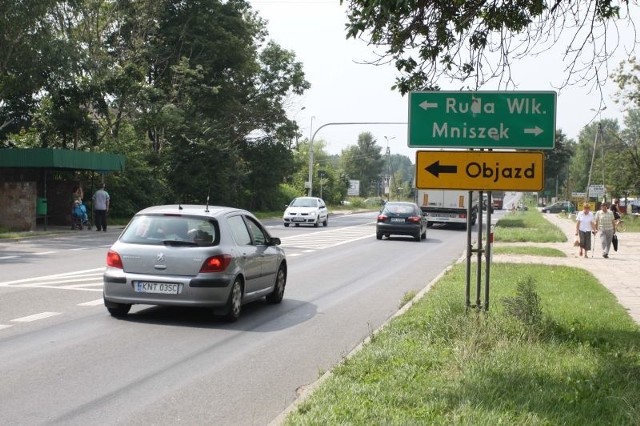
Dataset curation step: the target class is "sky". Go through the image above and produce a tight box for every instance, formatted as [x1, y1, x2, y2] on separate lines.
[249, 0, 637, 160]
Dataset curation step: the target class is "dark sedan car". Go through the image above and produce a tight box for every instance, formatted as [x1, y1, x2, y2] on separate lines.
[103, 205, 287, 322]
[541, 201, 575, 213]
[376, 201, 428, 241]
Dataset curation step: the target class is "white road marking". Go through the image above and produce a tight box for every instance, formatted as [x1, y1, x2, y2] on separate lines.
[279, 223, 376, 251]
[0, 269, 104, 292]
[0, 256, 19, 260]
[78, 299, 104, 306]
[0, 324, 14, 330]
[11, 312, 61, 322]
[0, 268, 104, 287]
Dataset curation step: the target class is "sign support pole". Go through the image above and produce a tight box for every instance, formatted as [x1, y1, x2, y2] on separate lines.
[465, 192, 472, 309]
[485, 194, 492, 311]
[474, 190, 483, 309]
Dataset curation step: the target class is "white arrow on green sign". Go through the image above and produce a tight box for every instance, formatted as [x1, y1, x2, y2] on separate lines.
[408, 91, 557, 149]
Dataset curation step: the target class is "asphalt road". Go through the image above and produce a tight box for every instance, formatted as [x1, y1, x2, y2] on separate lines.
[0, 211, 494, 425]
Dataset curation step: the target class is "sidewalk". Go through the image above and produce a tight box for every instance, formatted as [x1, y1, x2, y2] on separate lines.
[492, 213, 640, 324]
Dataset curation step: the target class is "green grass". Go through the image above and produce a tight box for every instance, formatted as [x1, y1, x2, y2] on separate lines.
[491, 246, 566, 257]
[284, 264, 640, 425]
[618, 214, 640, 232]
[494, 210, 566, 242]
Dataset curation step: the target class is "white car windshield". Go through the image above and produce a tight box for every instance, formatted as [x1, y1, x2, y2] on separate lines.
[291, 198, 317, 208]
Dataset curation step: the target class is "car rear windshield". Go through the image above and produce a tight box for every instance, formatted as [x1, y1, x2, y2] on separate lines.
[119, 215, 219, 246]
[383, 204, 416, 215]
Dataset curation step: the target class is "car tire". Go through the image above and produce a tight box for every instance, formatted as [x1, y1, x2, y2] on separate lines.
[104, 299, 131, 317]
[314, 219, 319, 228]
[323, 217, 328, 227]
[284, 223, 289, 227]
[414, 230, 421, 241]
[222, 278, 243, 322]
[421, 229, 427, 240]
[266, 264, 286, 303]
[376, 232, 382, 240]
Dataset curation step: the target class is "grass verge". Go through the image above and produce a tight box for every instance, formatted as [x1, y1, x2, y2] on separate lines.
[494, 210, 566, 242]
[491, 246, 566, 257]
[283, 263, 640, 425]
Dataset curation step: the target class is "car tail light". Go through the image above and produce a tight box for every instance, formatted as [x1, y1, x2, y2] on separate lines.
[200, 254, 232, 273]
[377, 214, 388, 222]
[106, 250, 123, 269]
[407, 216, 421, 223]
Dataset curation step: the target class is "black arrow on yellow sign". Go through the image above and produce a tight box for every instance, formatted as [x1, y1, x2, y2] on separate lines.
[425, 161, 458, 177]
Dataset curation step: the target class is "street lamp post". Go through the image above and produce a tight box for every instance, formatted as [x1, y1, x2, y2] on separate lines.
[307, 121, 407, 199]
[307, 116, 315, 196]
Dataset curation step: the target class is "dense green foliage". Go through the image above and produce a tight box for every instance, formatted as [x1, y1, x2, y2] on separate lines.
[1, 0, 310, 216]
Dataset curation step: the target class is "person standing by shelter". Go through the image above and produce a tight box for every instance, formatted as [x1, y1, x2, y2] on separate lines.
[595, 202, 616, 258]
[92, 183, 110, 232]
[575, 204, 595, 257]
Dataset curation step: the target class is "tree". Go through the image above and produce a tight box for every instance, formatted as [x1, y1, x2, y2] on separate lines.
[342, 1, 637, 95]
[2, 0, 310, 217]
[542, 131, 574, 199]
[612, 59, 640, 196]
[340, 132, 384, 197]
[568, 119, 624, 200]
[608, 110, 640, 197]
[0, 0, 78, 142]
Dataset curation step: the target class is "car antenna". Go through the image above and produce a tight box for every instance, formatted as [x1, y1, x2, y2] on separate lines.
[205, 192, 210, 212]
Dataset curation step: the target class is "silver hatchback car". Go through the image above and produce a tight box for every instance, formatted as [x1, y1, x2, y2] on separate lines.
[103, 205, 287, 321]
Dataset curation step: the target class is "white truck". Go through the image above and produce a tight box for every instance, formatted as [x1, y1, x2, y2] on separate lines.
[416, 189, 479, 229]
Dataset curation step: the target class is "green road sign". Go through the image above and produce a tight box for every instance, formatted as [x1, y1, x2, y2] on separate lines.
[408, 91, 556, 149]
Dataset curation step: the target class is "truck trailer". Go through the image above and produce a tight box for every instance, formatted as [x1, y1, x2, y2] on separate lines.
[416, 189, 479, 230]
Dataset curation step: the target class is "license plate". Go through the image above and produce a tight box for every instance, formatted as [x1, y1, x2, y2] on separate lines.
[135, 281, 180, 294]
[292, 217, 305, 222]
[391, 218, 405, 223]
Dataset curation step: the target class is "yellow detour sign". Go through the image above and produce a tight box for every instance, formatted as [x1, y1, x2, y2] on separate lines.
[416, 150, 544, 191]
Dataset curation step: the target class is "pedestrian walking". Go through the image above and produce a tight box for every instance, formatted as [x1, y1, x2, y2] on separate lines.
[575, 204, 595, 257]
[595, 201, 616, 258]
[611, 198, 622, 220]
[92, 183, 110, 232]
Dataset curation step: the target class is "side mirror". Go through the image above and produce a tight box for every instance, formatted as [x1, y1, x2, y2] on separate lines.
[270, 237, 281, 246]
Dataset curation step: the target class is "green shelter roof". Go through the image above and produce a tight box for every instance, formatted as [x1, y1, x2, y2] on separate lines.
[0, 148, 125, 172]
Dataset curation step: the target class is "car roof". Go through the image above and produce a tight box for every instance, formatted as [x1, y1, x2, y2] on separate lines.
[134, 204, 248, 218]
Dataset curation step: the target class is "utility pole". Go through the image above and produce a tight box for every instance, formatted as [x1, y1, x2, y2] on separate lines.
[384, 136, 395, 201]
